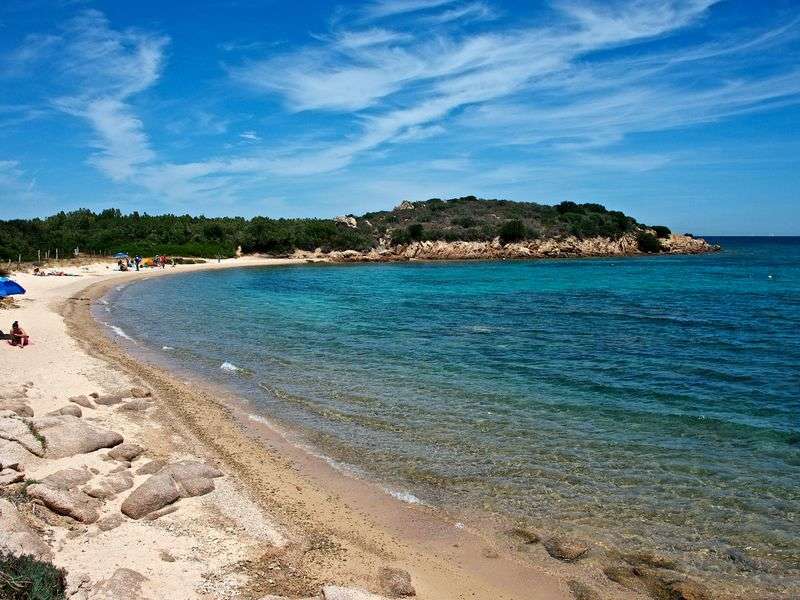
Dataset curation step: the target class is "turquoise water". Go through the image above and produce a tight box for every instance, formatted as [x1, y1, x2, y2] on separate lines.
[107, 238, 800, 592]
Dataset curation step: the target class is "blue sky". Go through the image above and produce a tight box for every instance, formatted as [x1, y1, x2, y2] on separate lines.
[0, 0, 798, 234]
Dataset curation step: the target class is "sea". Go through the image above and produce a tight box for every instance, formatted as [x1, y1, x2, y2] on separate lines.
[104, 237, 800, 593]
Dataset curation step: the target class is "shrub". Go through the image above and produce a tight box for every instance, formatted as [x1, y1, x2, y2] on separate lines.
[499, 219, 526, 244]
[637, 231, 662, 253]
[651, 225, 671, 238]
[407, 223, 424, 241]
[0, 552, 67, 600]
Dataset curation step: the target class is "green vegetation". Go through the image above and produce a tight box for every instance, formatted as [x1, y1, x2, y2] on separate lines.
[499, 219, 526, 244]
[637, 232, 663, 253]
[0, 198, 673, 260]
[651, 225, 672, 239]
[0, 552, 67, 600]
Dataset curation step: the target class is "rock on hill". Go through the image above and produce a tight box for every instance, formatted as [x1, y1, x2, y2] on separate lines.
[321, 196, 718, 261]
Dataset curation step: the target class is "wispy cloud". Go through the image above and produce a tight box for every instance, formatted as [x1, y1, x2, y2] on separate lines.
[40, 10, 168, 181]
[361, 0, 459, 20]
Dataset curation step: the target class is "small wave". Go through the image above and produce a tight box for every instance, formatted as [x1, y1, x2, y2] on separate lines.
[162, 345, 175, 351]
[98, 298, 109, 305]
[384, 487, 424, 505]
[103, 323, 132, 341]
[220, 361, 242, 372]
[468, 325, 495, 333]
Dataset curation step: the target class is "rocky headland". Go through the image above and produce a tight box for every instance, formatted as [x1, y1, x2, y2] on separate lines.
[301, 232, 718, 263]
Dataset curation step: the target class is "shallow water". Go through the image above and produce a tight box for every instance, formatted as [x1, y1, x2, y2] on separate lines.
[108, 238, 800, 592]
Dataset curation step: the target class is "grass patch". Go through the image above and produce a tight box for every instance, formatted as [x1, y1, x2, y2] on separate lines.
[0, 552, 67, 600]
[24, 421, 46, 452]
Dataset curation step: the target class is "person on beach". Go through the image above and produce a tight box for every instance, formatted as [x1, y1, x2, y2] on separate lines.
[10, 321, 28, 347]
[134, 255, 141, 271]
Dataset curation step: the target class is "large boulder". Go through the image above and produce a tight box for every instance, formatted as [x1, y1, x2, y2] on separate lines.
[107, 443, 144, 462]
[0, 399, 33, 417]
[135, 459, 167, 475]
[41, 468, 93, 490]
[26, 483, 101, 524]
[0, 415, 45, 456]
[0, 468, 24, 485]
[120, 473, 180, 519]
[69, 395, 95, 409]
[0, 498, 53, 561]
[47, 405, 83, 418]
[83, 472, 134, 500]
[32, 415, 123, 458]
[121, 461, 222, 519]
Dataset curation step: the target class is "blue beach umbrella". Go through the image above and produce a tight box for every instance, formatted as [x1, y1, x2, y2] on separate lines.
[0, 277, 26, 298]
[112, 252, 129, 259]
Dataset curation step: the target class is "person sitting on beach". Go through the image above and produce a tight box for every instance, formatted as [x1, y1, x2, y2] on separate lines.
[10, 321, 29, 347]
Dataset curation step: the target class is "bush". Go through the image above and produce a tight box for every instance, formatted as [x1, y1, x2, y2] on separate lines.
[651, 225, 671, 238]
[407, 223, 424, 241]
[637, 232, 662, 253]
[499, 219, 526, 244]
[0, 552, 67, 600]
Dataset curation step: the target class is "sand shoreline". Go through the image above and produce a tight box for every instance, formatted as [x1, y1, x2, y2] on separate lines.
[2, 256, 768, 599]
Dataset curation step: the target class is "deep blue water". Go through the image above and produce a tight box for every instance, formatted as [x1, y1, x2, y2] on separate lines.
[107, 238, 800, 590]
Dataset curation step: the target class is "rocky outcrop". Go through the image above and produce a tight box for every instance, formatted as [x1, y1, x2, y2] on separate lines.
[26, 483, 101, 523]
[0, 414, 45, 456]
[0, 398, 34, 417]
[83, 471, 134, 500]
[335, 215, 358, 228]
[120, 461, 223, 519]
[107, 443, 144, 462]
[0, 498, 53, 561]
[69, 395, 95, 409]
[47, 405, 83, 417]
[41, 468, 93, 490]
[322, 233, 719, 263]
[32, 415, 123, 458]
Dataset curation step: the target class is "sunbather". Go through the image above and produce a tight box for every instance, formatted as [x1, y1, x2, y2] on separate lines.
[10, 321, 28, 347]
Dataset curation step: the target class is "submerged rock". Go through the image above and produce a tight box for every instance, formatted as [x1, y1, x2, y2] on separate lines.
[508, 527, 540, 545]
[567, 580, 602, 600]
[543, 535, 589, 562]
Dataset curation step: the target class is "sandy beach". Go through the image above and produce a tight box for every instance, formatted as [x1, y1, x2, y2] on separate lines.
[1, 257, 717, 600]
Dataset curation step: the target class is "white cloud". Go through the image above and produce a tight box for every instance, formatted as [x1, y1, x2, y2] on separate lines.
[240, 130, 261, 141]
[43, 10, 168, 181]
[361, 0, 459, 20]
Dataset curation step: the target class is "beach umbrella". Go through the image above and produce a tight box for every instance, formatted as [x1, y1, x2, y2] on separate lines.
[0, 277, 25, 298]
[112, 252, 129, 259]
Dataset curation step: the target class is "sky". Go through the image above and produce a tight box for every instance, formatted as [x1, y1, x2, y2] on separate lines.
[0, 0, 799, 234]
